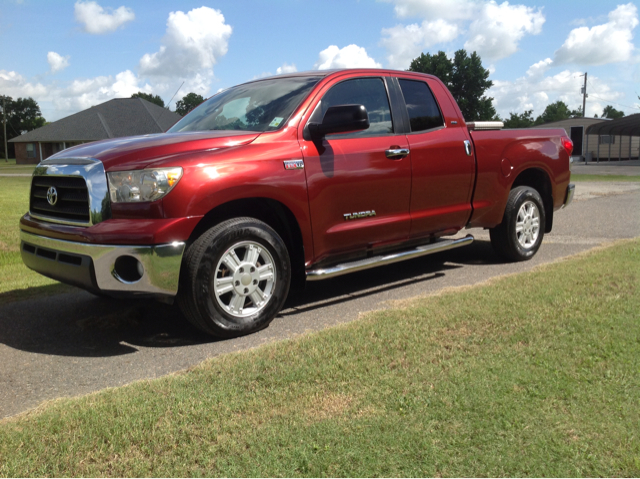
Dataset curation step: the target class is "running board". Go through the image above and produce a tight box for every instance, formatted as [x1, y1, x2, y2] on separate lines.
[306, 235, 474, 281]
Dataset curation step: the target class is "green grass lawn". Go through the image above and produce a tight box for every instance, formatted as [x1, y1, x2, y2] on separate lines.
[0, 238, 638, 477]
[571, 174, 640, 182]
[0, 158, 36, 176]
[0, 176, 72, 303]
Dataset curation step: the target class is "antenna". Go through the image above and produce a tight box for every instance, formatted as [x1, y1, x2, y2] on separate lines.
[155, 81, 185, 130]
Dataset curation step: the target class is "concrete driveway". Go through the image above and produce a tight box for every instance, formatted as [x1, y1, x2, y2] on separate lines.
[1, 181, 639, 419]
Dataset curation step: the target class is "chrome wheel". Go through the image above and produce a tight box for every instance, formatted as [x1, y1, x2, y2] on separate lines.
[212, 240, 276, 318]
[515, 200, 540, 249]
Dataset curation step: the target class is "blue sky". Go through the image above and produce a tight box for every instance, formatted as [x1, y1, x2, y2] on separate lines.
[1, 0, 638, 121]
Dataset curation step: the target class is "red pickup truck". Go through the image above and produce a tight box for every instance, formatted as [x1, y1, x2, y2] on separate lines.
[20, 69, 574, 337]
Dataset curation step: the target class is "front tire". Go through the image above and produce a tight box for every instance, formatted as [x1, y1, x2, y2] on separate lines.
[178, 217, 291, 338]
[490, 186, 545, 262]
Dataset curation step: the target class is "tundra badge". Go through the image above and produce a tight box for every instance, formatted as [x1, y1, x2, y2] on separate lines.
[343, 210, 377, 221]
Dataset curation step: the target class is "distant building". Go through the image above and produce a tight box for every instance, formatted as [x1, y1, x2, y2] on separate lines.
[531, 116, 639, 161]
[9, 98, 181, 164]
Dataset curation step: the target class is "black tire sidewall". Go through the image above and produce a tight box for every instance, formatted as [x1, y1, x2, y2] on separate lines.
[505, 187, 545, 260]
[193, 221, 291, 337]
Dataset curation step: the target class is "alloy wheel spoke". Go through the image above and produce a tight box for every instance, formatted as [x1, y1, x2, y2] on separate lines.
[215, 276, 234, 295]
[249, 290, 265, 306]
[258, 264, 274, 281]
[229, 293, 245, 313]
[222, 250, 242, 273]
[245, 245, 260, 266]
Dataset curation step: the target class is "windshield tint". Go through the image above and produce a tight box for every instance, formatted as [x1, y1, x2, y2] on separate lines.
[168, 76, 322, 133]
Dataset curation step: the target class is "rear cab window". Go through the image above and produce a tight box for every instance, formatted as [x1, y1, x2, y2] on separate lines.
[398, 79, 444, 133]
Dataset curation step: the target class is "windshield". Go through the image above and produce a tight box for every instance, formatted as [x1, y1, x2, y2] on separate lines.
[168, 76, 322, 133]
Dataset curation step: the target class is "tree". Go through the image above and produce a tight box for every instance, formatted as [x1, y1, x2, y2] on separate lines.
[131, 92, 164, 108]
[534, 101, 582, 125]
[175, 93, 205, 117]
[0, 96, 46, 159]
[408, 49, 497, 121]
[503, 110, 535, 128]
[601, 105, 625, 119]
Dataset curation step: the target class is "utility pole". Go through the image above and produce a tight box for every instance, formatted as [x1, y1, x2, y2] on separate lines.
[580, 72, 588, 117]
[1, 96, 8, 162]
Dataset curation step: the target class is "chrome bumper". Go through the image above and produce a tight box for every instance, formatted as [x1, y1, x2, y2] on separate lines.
[20, 231, 185, 299]
[563, 183, 575, 208]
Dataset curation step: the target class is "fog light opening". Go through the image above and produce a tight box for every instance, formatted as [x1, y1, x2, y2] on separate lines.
[113, 255, 144, 283]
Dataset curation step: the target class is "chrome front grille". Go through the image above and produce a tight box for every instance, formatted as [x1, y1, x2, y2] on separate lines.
[30, 176, 90, 224]
[28, 157, 111, 227]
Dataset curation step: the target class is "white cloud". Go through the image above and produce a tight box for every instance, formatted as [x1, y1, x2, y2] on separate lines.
[74, 1, 135, 34]
[139, 7, 232, 96]
[490, 63, 622, 118]
[384, 0, 479, 21]
[276, 63, 297, 75]
[526, 58, 553, 79]
[0, 70, 48, 99]
[381, 19, 459, 69]
[380, 0, 544, 68]
[314, 45, 381, 70]
[1, 67, 153, 121]
[554, 3, 638, 65]
[4, 6, 233, 121]
[47, 52, 70, 73]
[54, 70, 149, 113]
[464, 1, 545, 61]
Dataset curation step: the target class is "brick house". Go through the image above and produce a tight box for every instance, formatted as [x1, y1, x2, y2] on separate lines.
[9, 98, 182, 164]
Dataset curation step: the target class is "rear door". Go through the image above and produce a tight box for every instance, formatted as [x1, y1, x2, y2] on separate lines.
[299, 75, 412, 263]
[396, 77, 475, 237]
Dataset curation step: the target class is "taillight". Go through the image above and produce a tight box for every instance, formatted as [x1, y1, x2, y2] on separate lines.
[562, 136, 573, 156]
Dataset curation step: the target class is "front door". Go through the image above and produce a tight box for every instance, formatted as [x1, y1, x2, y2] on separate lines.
[299, 76, 412, 263]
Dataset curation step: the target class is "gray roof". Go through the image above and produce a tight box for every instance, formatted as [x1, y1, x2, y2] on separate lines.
[586, 113, 640, 137]
[9, 98, 182, 143]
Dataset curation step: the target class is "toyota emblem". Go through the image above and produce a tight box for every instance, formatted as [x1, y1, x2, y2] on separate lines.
[46, 186, 58, 206]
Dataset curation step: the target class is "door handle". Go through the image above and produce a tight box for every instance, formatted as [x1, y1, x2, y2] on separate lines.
[464, 140, 472, 156]
[385, 148, 410, 159]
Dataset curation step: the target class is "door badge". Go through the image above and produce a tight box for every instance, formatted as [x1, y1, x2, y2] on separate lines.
[283, 159, 304, 170]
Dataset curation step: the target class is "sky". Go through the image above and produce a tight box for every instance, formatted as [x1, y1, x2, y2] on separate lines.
[0, 0, 638, 122]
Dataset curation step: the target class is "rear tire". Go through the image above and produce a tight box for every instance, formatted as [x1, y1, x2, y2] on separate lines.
[490, 186, 545, 262]
[177, 217, 291, 338]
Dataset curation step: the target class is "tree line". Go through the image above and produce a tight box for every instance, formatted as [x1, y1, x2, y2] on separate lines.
[0, 97, 47, 159]
[408, 49, 626, 127]
[131, 92, 205, 117]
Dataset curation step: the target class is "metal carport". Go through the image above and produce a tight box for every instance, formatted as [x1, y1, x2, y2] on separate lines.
[585, 113, 640, 163]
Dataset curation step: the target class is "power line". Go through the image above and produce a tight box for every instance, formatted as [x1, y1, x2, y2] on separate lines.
[586, 79, 640, 111]
[587, 94, 640, 111]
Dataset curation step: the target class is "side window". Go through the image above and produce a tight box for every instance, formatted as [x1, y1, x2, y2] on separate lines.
[398, 79, 444, 132]
[26, 143, 36, 158]
[310, 77, 394, 138]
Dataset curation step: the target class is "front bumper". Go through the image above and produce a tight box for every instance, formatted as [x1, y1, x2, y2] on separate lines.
[20, 231, 185, 300]
[562, 183, 575, 208]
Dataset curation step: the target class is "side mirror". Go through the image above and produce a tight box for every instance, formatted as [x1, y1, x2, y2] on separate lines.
[308, 104, 370, 138]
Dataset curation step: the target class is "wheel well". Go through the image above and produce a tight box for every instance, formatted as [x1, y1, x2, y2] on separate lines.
[511, 168, 553, 233]
[188, 198, 306, 291]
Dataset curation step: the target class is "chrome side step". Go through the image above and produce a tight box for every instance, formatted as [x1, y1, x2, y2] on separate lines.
[306, 235, 474, 281]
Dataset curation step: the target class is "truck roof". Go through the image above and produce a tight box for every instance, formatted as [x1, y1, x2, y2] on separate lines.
[242, 68, 435, 84]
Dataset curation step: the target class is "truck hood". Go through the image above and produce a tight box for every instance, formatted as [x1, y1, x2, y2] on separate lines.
[47, 131, 262, 170]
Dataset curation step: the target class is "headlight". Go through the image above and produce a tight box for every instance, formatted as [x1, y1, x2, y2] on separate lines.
[107, 167, 183, 203]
